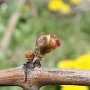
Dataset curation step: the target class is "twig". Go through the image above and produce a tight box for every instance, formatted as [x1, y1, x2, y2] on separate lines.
[0, 66, 90, 90]
[0, 11, 20, 52]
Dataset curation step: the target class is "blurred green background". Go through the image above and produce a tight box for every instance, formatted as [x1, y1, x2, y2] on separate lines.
[0, 0, 90, 90]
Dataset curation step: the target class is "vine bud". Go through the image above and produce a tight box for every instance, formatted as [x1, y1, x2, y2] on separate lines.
[36, 34, 60, 55]
[25, 50, 34, 61]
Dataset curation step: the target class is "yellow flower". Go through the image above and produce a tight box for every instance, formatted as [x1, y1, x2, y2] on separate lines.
[71, 0, 81, 5]
[76, 53, 90, 70]
[57, 54, 90, 90]
[48, 0, 62, 11]
[61, 85, 88, 90]
[58, 53, 90, 70]
[57, 60, 76, 69]
[59, 3, 71, 14]
[48, 0, 71, 14]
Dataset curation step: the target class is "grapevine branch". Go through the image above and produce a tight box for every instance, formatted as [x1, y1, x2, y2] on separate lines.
[0, 34, 90, 90]
[0, 66, 90, 90]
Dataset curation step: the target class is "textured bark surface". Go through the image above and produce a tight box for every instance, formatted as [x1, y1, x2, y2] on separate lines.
[0, 66, 90, 90]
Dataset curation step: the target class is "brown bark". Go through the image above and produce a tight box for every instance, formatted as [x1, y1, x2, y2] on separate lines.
[0, 66, 90, 90]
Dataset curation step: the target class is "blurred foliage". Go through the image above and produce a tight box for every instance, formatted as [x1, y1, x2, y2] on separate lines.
[57, 53, 90, 90]
[0, 0, 90, 90]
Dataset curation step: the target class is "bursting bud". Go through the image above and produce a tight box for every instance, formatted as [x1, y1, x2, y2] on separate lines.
[35, 34, 60, 55]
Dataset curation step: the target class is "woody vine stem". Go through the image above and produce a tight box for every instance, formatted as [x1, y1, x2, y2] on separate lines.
[0, 34, 90, 90]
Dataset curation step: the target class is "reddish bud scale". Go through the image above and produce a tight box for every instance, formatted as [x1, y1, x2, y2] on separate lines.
[36, 35, 47, 47]
[50, 35, 60, 48]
